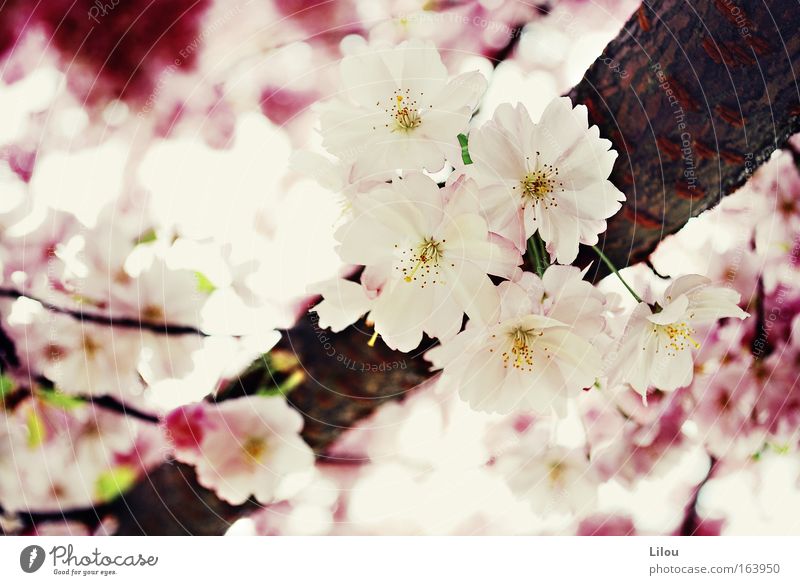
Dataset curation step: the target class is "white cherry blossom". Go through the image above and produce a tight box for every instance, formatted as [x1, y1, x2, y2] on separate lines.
[313, 173, 520, 351]
[426, 267, 603, 415]
[169, 396, 314, 506]
[10, 312, 143, 398]
[613, 274, 749, 398]
[464, 97, 624, 263]
[320, 40, 487, 179]
[497, 442, 599, 516]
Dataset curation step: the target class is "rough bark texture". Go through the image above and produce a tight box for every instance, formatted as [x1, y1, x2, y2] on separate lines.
[576, 0, 800, 279]
[19, 0, 800, 535]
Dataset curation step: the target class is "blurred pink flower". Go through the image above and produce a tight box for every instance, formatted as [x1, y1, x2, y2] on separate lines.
[169, 396, 314, 505]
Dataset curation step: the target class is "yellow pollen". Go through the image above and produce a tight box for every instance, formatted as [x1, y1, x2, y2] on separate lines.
[82, 335, 100, 358]
[548, 461, 565, 484]
[242, 437, 267, 463]
[514, 158, 564, 215]
[655, 321, 701, 356]
[398, 237, 444, 287]
[375, 89, 425, 133]
[500, 326, 545, 372]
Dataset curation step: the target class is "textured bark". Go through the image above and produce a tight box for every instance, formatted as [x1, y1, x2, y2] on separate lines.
[575, 0, 800, 279]
[48, 1, 800, 534]
[111, 462, 255, 536]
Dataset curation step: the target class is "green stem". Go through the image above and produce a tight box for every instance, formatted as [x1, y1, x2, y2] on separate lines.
[592, 245, 643, 303]
[457, 133, 472, 165]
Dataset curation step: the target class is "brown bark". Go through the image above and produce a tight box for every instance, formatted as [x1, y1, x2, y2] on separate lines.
[27, 1, 800, 534]
[575, 0, 800, 278]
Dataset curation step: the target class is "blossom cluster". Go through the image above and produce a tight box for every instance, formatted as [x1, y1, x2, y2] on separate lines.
[2, 0, 798, 537]
[312, 40, 748, 416]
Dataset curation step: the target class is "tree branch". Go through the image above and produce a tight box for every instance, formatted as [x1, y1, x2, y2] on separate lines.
[574, 0, 800, 280]
[0, 288, 207, 337]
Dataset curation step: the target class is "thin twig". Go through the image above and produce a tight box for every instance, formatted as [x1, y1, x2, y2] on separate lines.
[0, 288, 207, 337]
[591, 246, 643, 303]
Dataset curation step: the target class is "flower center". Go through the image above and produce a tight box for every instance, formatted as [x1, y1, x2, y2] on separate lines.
[396, 237, 445, 287]
[515, 159, 563, 211]
[655, 321, 701, 355]
[548, 461, 565, 485]
[499, 326, 544, 372]
[380, 90, 424, 134]
[82, 335, 100, 358]
[242, 436, 267, 463]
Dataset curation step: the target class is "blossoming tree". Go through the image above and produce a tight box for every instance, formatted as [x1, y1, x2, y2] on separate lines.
[1, 0, 799, 536]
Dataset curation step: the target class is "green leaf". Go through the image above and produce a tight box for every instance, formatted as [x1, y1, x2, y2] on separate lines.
[95, 466, 138, 502]
[0, 373, 15, 401]
[457, 133, 472, 165]
[38, 388, 85, 410]
[257, 371, 305, 397]
[134, 228, 158, 245]
[194, 271, 217, 294]
[26, 410, 47, 448]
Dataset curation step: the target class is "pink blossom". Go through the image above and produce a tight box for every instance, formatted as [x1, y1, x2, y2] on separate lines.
[168, 397, 314, 505]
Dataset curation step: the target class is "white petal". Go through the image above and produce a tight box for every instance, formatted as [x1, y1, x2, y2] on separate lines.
[647, 295, 690, 325]
[340, 49, 399, 108]
[663, 274, 711, 302]
[312, 279, 372, 332]
[446, 261, 501, 325]
[369, 280, 430, 351]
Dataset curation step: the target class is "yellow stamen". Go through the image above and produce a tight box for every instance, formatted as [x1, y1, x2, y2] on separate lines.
[367, 330, 379, 347]
[655, 321, 701, 356]
[398, 237, 444, 287]
[514, 158, 564, 214]
[404, 257, 426, 283]
[500, 326, 544, 372]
